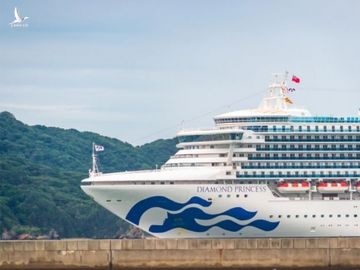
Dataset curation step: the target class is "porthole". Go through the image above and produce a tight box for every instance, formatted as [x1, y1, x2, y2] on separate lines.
[218, 194, 222, 198]
[227, 194, 231, 198]
[312, 215, 316, 218]
[321, 215, 324, 218]
[338, 214, 341, 218]
[244, 194, 248, 198]
[236, 194, 240, 198]
[287, 215, 291, 218]
[346, 214, 349, 218]
[329, 215, 333, 218]
[295, 215, 299, 218]
[269, 215, 273, 218]
[355, 214, 358, 218]
[304, 215, 308, 218]
[278, 215, 282, 218]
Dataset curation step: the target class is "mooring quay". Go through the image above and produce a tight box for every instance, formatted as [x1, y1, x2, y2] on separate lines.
[1, 237, 360, 269]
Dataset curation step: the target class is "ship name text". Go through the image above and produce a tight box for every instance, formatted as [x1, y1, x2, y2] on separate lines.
[197, 185, 267, 193]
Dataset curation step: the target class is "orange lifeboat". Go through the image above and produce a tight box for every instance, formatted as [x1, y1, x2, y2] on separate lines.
[277, 181, 310, 193]
[317, 181, 349, 193]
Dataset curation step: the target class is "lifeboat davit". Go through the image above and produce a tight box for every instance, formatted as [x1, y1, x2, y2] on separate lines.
[356, 182, 360, 192]
[277, 181, 310, 193]
[317, 181, 349, 193]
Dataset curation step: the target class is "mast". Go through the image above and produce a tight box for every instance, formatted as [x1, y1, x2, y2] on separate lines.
[258, 72, 292, 112]
[90, 142, 99, 177]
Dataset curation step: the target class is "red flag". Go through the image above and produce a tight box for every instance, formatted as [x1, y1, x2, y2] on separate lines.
[292, 75, 300, 83]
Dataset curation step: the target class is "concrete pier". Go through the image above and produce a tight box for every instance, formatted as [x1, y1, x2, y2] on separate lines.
[1, 238, 360, 269]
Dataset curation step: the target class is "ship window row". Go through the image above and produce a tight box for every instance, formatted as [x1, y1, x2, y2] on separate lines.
[164, 162, 229, 168]
[249, 153, 360, 158]
[172, 153, 229, 159]
[215, 116, 360, 125]
[256, 144, 360, 151]
[233, 152, 360, 160]
[96, 180, 264, 186]
[215, 116, 289, 124]
[248, 152, 360, 160]
[320, 224, 356, 227]
[237, 171, 360, 178]
[178, 133, 243, 143]
[240, 162, 360, 169]
[184, 145, 226, 150]
[290, 116, 360, 123]
[269, 214, 358, 219]
[243, 125, 360, 133]
[240, 170, 358, 175]
[265, 135, 360, 141]
[164, 163, 223, 167]
[184, 145, 227, 150]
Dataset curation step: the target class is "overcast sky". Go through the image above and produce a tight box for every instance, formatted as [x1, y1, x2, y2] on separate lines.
[1, 0, 360, 145]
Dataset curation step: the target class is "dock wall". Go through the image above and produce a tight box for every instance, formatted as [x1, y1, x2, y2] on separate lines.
[1, 238, 360, 269]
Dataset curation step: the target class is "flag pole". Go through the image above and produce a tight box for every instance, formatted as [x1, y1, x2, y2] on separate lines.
[91, 142, 97, 177]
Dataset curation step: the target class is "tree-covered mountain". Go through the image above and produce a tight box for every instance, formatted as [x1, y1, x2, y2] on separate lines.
[0, 111, 177, 238]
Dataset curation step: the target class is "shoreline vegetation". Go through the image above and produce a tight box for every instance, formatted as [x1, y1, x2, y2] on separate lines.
[0, 111, 177, 240]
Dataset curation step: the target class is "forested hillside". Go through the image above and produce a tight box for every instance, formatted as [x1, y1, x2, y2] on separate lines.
[0, 111, 177, 238]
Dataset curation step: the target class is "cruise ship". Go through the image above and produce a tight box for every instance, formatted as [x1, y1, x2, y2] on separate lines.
[81, 74, 360, 238]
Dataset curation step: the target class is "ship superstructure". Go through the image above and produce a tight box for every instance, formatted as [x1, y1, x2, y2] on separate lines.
[81, 74, 360, 238]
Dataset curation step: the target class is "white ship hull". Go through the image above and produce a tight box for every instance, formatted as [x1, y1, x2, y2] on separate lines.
[82, 183, 360, 238]
[82, 73, 360, 238]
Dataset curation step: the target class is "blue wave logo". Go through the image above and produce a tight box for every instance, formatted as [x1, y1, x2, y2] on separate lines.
[126, 196, 211, 225]
[126, 196, 280, 233]
[149, 209, 279, 233]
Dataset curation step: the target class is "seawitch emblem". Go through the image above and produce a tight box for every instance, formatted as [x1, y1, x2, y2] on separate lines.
[126, 196, 280, 233]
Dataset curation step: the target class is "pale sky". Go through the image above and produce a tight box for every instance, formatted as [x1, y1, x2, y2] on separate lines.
[1, 0, 360, 145]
